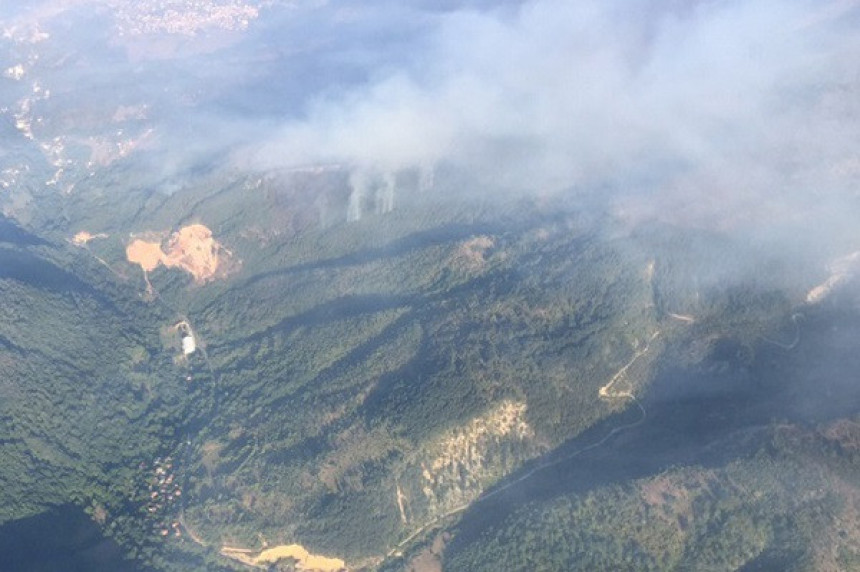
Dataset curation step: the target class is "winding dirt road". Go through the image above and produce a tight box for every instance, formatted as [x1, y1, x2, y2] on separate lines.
[382, 332, 660, 565]
[760, 313, 803, 350]
[599, 331, 660, 399]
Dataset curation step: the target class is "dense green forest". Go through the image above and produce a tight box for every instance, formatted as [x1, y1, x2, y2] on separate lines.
[0, 225, 227, 569]
[442, 297, 860, 571]
[3, 2, 860, 570]
[444, 423, 860, 571]
[0, 162, 858, 571]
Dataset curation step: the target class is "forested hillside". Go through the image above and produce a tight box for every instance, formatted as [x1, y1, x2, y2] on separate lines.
[3, 162, 855, 571]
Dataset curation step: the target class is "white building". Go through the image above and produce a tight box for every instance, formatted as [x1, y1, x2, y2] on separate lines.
[181, 334, 196, 355]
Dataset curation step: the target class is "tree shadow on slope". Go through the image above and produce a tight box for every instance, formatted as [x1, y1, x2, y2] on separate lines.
[0, 216, 48, 246]
[241, 220, 530, 288]
[0, 505, 145, 572]
[448, 299, 860, 556]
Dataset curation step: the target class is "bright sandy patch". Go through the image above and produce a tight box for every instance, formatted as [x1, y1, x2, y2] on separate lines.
[806, 251, 860, 303]
[427, 400, 533, 476]
[72, 230, 108, 245]
[221, 544, 345, 571]
[125, 224, 233, 283]
[418, 400, 536, 517]
[127, 238, 164, 272]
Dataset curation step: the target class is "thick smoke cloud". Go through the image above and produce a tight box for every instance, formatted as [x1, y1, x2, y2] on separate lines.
[246, 0, 860, 234]
[2, 0, 859, 240]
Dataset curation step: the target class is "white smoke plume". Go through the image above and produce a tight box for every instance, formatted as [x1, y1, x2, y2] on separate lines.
[243, 0, 860, 233]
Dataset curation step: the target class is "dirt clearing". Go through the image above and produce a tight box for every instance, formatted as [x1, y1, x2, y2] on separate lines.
[125, 223, 235, 283]
[221, 544, 346, 571]
[72, 231, 108, 245]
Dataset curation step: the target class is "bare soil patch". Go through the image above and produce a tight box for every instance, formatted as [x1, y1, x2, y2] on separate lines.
[221, 543, 346, 571]
[126, 238, 164, 272]
[72, 230, 108, 246]
[125, 223, 236, 283]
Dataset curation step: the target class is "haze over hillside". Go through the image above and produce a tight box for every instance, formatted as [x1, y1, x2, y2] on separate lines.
[1, 1, 859, 571]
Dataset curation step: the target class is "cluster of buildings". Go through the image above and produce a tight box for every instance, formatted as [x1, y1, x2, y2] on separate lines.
[144, 456, 184, 539]
[113, 1, 261, 37]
